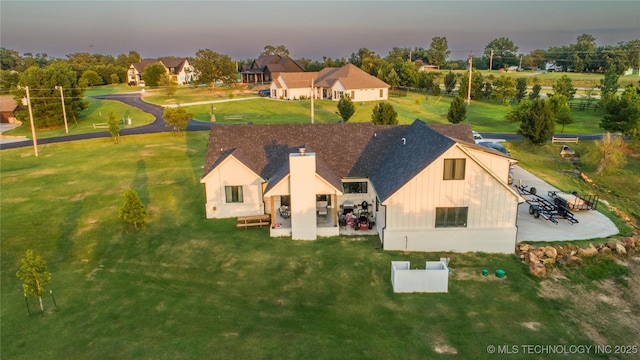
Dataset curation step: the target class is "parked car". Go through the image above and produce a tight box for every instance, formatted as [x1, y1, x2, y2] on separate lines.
[478, 141, 510, 156]
[472, 131, 483, 144]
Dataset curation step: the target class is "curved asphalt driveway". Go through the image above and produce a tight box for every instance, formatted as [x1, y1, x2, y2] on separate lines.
[0, 93, 210, 150]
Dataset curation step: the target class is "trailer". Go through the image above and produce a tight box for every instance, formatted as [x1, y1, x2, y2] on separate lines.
[514, 184, 578, 225]
[547, 190, 599, 211]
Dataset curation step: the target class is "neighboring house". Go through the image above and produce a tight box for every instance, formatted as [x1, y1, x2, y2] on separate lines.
[270, 64, 389, 101]
[419, 64, 439, 71]
[241, 55, 306, 84]
[200, 120, 522, 253]
[127, 58, 193, 86]
[0, 96, 19, 123]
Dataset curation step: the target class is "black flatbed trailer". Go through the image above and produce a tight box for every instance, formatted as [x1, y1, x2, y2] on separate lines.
[514, 184, 579, 225]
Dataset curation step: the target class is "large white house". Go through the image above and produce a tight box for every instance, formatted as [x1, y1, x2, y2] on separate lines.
[201, 120, 523, 253]
[270, 64, 389, 101]
[127, 58, 193, 86]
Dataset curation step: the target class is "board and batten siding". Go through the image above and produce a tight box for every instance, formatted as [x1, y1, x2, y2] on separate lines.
[201, 156, 264, 219]
[381, 146, 519, 253]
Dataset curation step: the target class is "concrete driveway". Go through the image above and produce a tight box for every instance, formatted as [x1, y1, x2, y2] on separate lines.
[512, 166, 619, 242]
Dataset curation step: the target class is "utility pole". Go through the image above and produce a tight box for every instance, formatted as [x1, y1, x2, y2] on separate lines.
[519, 55, 523, 71]
[24, 86, 39, 157]
[467, 52, 473, 106]
[489, 49, 494, 72]
[55, 86, 69, 134]
[310, 78, 315, 124]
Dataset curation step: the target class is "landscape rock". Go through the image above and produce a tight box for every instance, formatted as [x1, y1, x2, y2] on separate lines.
[578, 244, 598, 257]
[544, 246, 558, 261]
[556, 255, 581, 265]
[615, 243, 627, 255]
[529, 261, 546, 278]
[528, 252, 540, 264]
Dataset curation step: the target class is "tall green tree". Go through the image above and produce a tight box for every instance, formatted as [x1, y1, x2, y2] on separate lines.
[16, 62, 86, 128]
[529, 83, 542, 100]
[261, 45, 289, 57]
[349, 48, 379, 71]
[458, 70, 484, 99]
[107, 111, 120, 144]
[522, 49, 546, 71]
[119, 188, 149, 230]
[384, 68, 400, 88]
[426, 36, 450, 68]
[549, 95, 573, 133]
[599, 69, 620, 107]
[159, 74, 178, 97]
[600, 86, 640, 141]
[191, 49, 237, 88]
[163, 106, 194, 134]
[484, 37, 519, 69]
[336, 94, 356, 122]
[507, 99, 555, 147]
[444, 71, 457, 94]
[552, 75, 576, 100]
[398, 60, 418, 87]
[493, 75, 516, 104]
[570, 34, 597, 72]
[79, 69, 103, 87]
[371, 102, 398, 125]
[447, 96, 467, 123]
[16, 250, 51, 311]
[142, 63, 166, 88]
[515, 78, 528, 102]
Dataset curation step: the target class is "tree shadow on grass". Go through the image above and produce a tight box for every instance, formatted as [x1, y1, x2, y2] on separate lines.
[131, 159, 149, 205]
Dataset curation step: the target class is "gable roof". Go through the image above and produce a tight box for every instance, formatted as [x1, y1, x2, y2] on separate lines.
[370, 120, 456, 202]
[130, 58, 188, 75]
[203, 121, 481, 202]
[273, 64, 389, 91]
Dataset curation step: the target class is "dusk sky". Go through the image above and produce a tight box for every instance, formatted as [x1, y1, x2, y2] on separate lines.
[1, 0, 638, 61]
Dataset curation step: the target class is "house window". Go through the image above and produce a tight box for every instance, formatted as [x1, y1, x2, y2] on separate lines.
[225, 186, 243, 203]
[380, 89, 383, 98]
[443, 159, 466, 180]
[351, 91, 355, 99]
[435, 207, 468, 228]
[284, 90, 288, 98]
[342, 182, 368, 194]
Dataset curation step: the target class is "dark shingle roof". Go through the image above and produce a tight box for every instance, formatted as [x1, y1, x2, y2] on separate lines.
[369, 120, 455, 202]
[203, 120, 469, 201]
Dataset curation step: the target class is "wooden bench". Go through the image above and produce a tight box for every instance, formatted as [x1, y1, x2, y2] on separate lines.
[236, 214, 270, 228]
[93, 123, 109, 129]
[224, 115, 243, 121]
[552, 136, 579, 144]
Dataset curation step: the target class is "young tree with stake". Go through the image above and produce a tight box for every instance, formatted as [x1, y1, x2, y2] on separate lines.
[16, 250, 51, 312]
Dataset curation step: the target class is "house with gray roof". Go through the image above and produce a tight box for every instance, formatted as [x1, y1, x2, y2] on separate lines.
[270, 64, 389, 101]
[201, 120, 522, 253]
[127, 58, 193, 86]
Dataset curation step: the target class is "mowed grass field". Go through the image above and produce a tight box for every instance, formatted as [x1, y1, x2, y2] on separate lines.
[5, 133, 637, 359]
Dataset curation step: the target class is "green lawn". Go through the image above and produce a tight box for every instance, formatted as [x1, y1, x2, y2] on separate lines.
[3, 133, 637, 359]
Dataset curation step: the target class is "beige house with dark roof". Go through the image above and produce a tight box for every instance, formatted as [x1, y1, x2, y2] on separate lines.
[270, 64, 389, 101]
[127, 58, 193, 86]
[200, 120, 522, 253]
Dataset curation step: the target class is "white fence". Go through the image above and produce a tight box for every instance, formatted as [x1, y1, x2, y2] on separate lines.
[391, 260, 449, 293]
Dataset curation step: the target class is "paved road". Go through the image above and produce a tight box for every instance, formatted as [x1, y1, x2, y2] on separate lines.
[0, 93, 211, 150]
